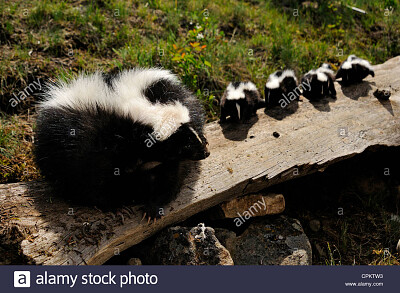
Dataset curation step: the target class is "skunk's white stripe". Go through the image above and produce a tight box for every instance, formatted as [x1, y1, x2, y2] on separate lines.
[189, 126, 203, 144]
[347, 55, 357, 61]
[242, 81, 257, 92]
[317, 64, 334, 76]
[225, 83, 245, 100]
[341, 61, 352, 69]
[123, 98, 190, 140]
[280, 69, 298, 82]
[112, 69, 189, 140]
[111, 68, 180, 108]
[236, 103, 241, 120]
[225, 81, 258, 101]
[266, 70, 297, 89]
[341, 55, 373, 71]
[305, 68, 329, 82]
[265, 78, 280, 89]
[40, 69, 190, 141]
[349, 59, 373, 71]
[41, 72, 112, 111]
[316, 72, 328, 82]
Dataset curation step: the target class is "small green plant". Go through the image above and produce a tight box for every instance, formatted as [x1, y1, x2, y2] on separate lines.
[169, 13, 212, 90]
[325, 242, 342, 265]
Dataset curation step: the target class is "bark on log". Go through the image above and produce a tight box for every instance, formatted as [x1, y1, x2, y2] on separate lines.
[1, 57, 400, 265]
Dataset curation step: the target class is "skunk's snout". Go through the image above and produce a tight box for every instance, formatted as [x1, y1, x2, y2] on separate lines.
[187, 140, 210, 161]
[175, 128, 210, 161]
[203, 144, 210, 158]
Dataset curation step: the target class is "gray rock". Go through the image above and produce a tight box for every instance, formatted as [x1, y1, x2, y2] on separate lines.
[149, 223, 234, 265]
[225, 215, 312, 265]
[214, 228, 236, 248]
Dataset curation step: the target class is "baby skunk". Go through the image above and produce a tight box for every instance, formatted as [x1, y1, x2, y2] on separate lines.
[301, 63, 336, 101]
[35, 69, 210, 218]
[264, 70, 298, 108]
[220, 81, 264, 123]
[336, 55, 374, 84]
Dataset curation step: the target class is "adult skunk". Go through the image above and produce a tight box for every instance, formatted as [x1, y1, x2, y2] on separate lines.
[301, 63, 336, 101]
[35, 68, 210, 218]
[336, 55, 374, 84]
[220, 81, 264, 122]
[264, 70, 298, 108]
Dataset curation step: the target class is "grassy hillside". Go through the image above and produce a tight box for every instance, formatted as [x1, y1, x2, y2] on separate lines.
[1, 0, 399, 116]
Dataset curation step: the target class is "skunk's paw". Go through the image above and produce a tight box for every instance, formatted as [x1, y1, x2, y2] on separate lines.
[107, 206, 136, 224]
[140, 205, 164, 224]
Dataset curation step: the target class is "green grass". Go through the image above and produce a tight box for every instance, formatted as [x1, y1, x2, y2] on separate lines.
[325, 242, 342, 265]
[0, 113, 39, 183]
[1, 0, 399, 116]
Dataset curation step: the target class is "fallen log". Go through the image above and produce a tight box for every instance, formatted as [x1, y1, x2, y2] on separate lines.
[1, 56, 400, 265]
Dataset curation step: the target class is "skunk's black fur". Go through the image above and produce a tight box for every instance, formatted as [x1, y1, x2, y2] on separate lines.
[264, 70, 298, 108]
[301, 64, 336, 101]
[35, 69, 209, 217]
[336, 55, 374, 84]
[220, 81, 264, 123]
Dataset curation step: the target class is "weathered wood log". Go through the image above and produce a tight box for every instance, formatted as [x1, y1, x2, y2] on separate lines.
[1, 56, 400, 265]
